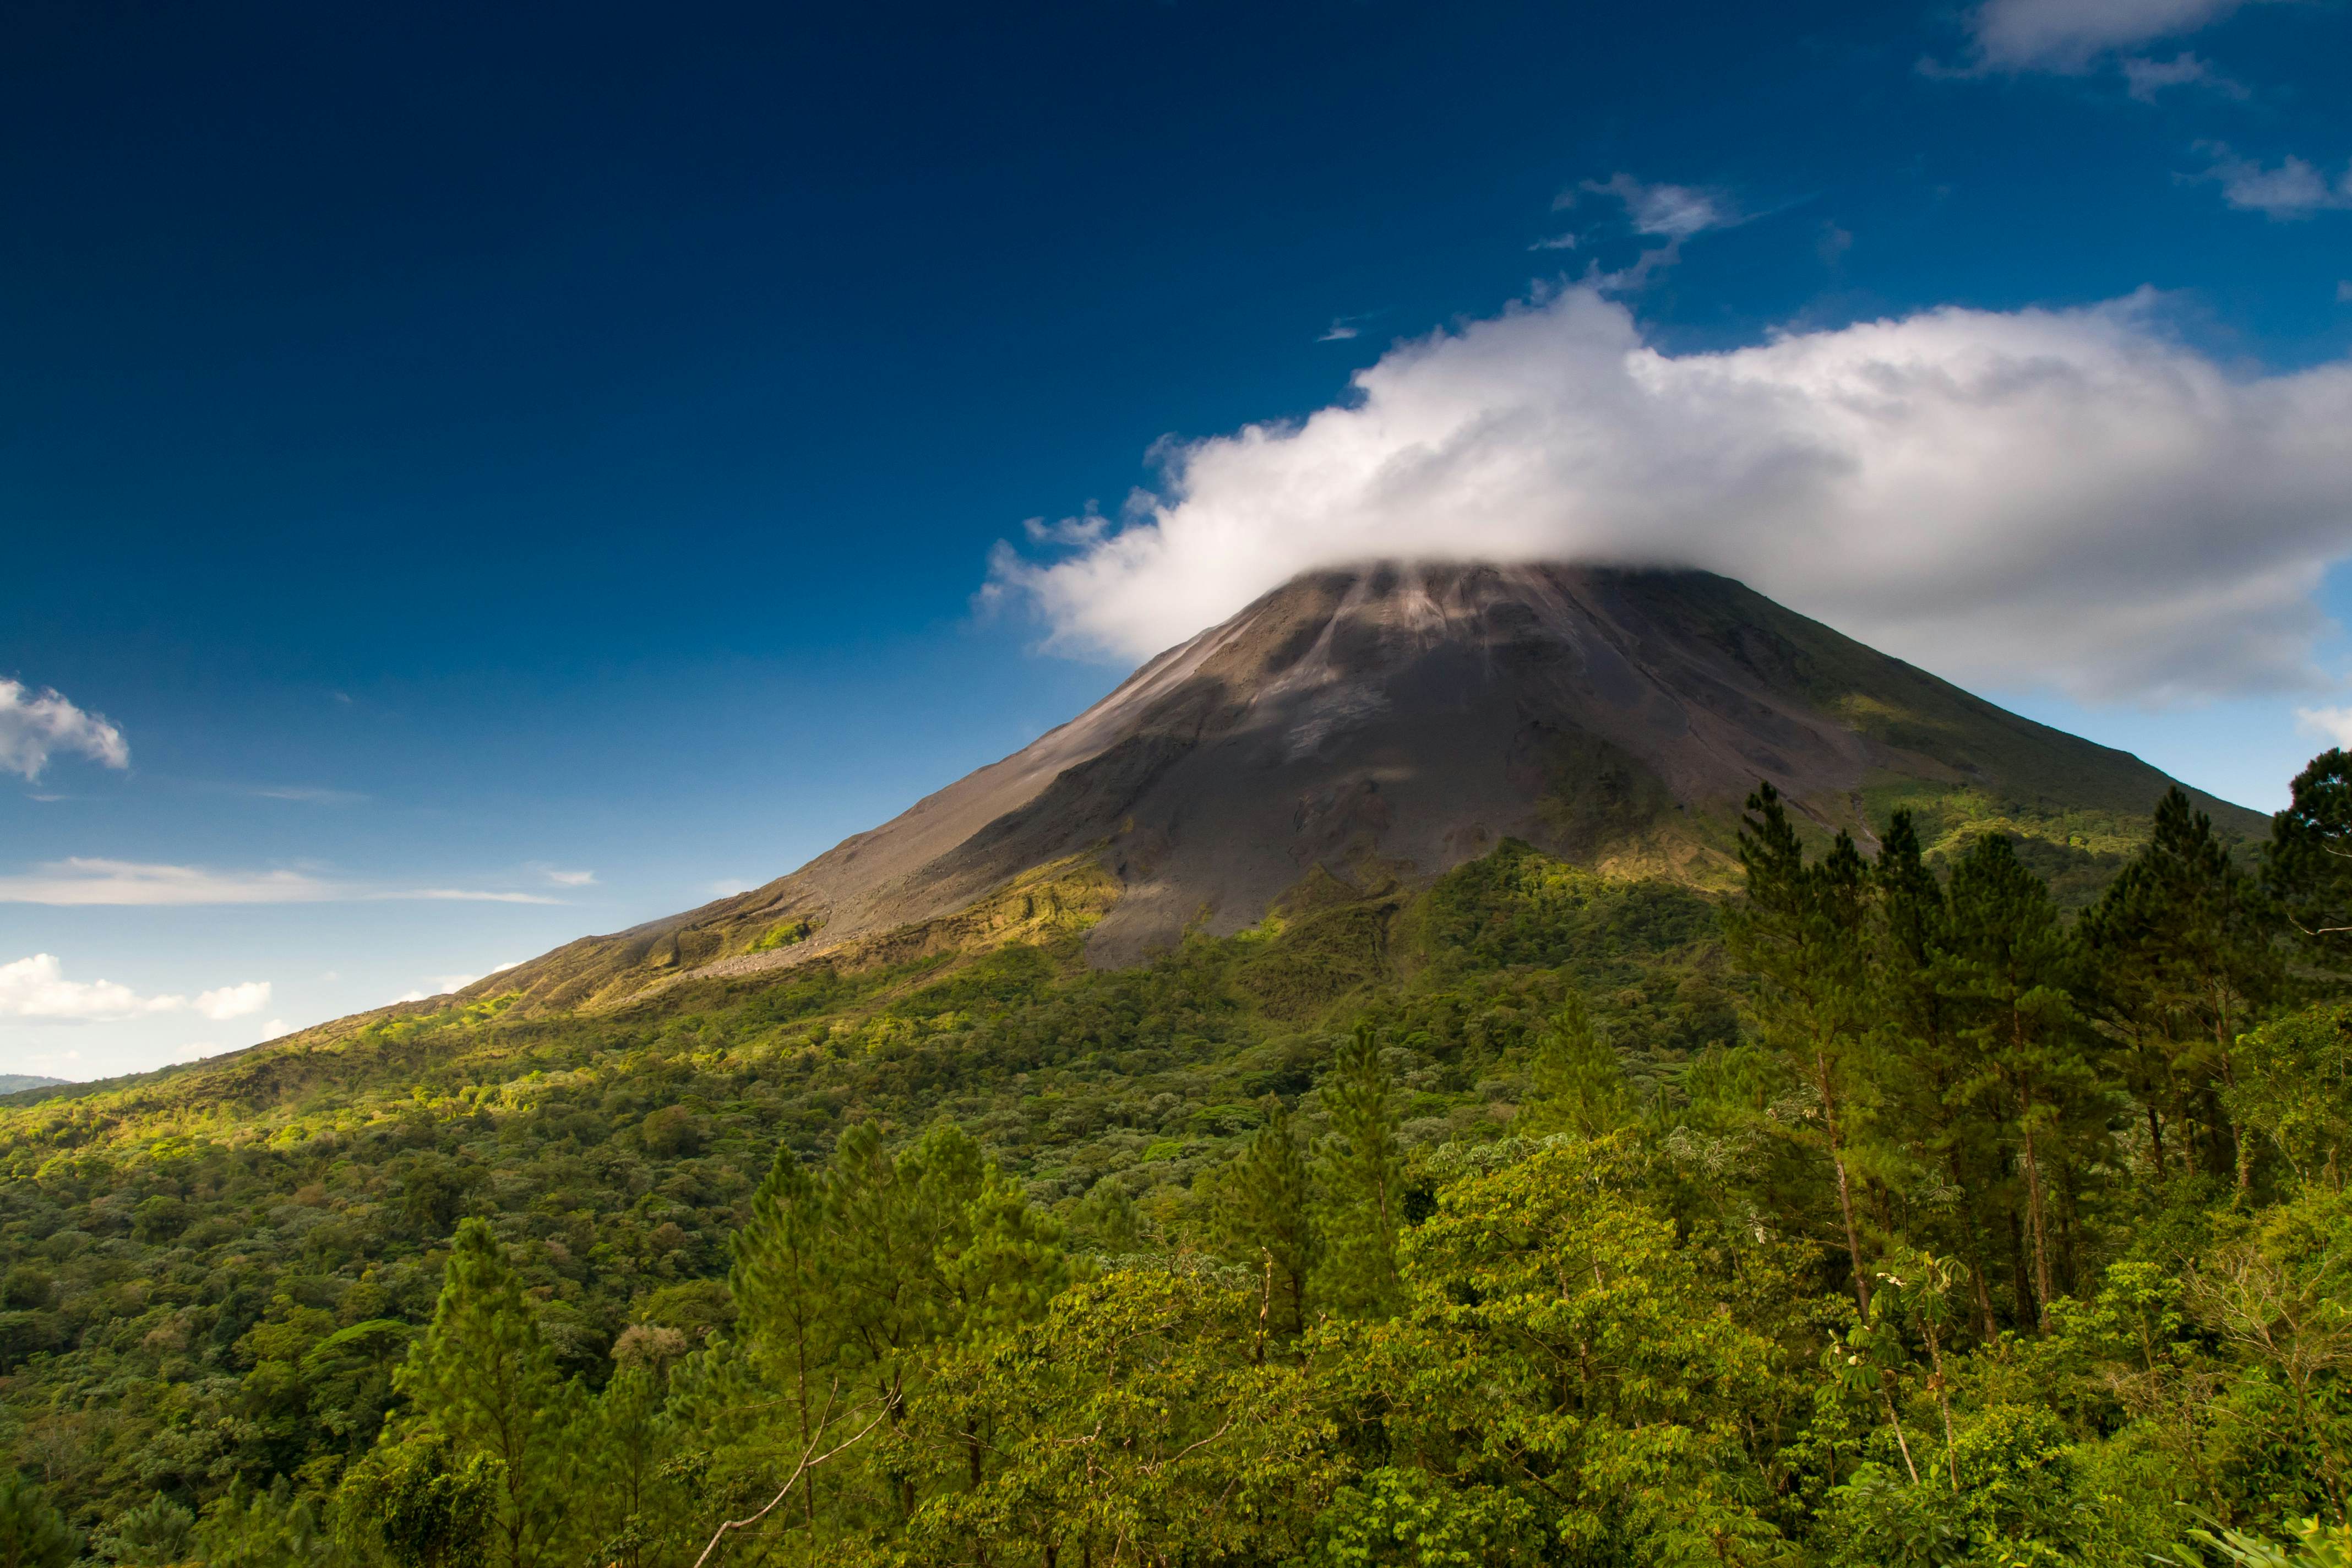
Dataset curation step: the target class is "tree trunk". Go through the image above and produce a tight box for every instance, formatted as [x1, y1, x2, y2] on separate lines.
[1819, 1049, 1871, 1314]
[2016, 1079, 2054, 1332]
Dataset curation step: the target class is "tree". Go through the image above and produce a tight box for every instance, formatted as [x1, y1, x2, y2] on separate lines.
[1724, 783, 1879, 1311]
[197, 1476, 331, 1568]
[1202, 1098, 1317, 1337]
[2228, 1004, 2352, 1193]
[336, 1436, 499, 1568]
[2083, 788, 2279, 1189]
[1870, 813, 2001, 1337]
[0, 1474, 74, 1568]
[2268, 749, 2352, 962]
[1327, 1139, 1783, 1565]
[1520, 990, 1631, 1140]
[729, 1147, 837, 1519]
[1946, 832, 2099, 1329]
[1315, 1023, 1406, 1318]
[905, 1265, 1339, 1567]
[385, 1218, 578, 1568]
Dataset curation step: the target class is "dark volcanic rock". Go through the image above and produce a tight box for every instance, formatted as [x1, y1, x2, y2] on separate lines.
[481, 562, 2261, 1005]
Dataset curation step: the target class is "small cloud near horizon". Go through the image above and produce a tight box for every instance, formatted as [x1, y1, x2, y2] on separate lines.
[253, 785, 370, 805]
[0, 858, 569, 906]
[0, 954, 271, 1023]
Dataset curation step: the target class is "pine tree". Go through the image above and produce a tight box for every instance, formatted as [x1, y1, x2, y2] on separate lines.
[0, 1474, 74, 1568]
[1315, 1023, 1406, 1318]
[2267, 748, 2352, 963]
[1724, 783, 1879, 1311]
[1946, 832, 2095, 1330]
[388, 1218, 577, 1568]
[1520, 990, 1630, 1140]
[1204, 1098, 1317, 1335]
[1871, 812, 2000, 1337]
[731, 1148, 837, 1501]
[2083, 787, 2279, 1189]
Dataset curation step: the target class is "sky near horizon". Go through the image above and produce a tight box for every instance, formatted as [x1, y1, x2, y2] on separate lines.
[4, 0, 2351, 1080]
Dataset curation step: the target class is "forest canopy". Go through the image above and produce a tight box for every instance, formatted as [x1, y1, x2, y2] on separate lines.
[7, 757, 2352, 1567]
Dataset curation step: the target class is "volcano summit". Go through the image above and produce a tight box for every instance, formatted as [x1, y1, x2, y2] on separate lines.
[477, 562, 2258, 1015]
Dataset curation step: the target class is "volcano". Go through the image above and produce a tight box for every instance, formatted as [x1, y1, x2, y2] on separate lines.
[483, 563, 2262, 1011]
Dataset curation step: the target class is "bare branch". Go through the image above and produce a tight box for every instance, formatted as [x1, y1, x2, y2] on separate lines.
[690, 1385, 888, 1568]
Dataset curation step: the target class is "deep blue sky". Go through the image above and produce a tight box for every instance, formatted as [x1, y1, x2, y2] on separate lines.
[6, 0, 2349, 1076]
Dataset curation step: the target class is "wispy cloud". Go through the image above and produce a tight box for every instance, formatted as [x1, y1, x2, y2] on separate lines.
[0, 860, 336, 906]
[253, 785, 370, 805]
[1963, 0, 2273, 73]
[2121, 51, 2245, 101]
[394, 888, 565, 905]
[540, 868, 597, 887]
[1318, 312, 1385, 344]
[0, 954, 270, 1023]
[2199, 144, 2352, 217]
[0, 679, 127, 781]
[1567, 173, 1738, 239]
[0, 858, 568, 906]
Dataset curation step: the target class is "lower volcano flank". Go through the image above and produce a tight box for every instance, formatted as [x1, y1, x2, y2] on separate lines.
[481, 562, 2262, 1011]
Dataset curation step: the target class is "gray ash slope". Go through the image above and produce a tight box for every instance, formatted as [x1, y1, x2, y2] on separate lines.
[482, 562, 2261, 1010]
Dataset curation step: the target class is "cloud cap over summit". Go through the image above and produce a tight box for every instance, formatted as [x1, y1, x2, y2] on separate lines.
[994, 286, 2352, 706]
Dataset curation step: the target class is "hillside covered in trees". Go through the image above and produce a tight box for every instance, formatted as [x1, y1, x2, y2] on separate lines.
[5, 758, 2352, 1567]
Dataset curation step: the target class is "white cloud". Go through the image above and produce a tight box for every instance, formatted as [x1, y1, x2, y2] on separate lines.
[1319, 320, 1360, 342]
[393, 888, 564, 905]
[262, 1018, 287, 1037]
[193, 981, 271, 1021]
[707, 878, 754, 897]
[1570, 173, 1736, 239]
[0, 860, 338, 905]
[1968, 0, 2269, 71]
[0, 679, 128, 781]
[0, 954, 270, 1024]
[2121, 51, 2244, 100]
[0, 859, 568, 906]
[542, 869, 597, 887]
[2296, 707, 2352, 749]
[2340, 281, 2352, 303]
[993, 284, 2352, 706]
[2201, 146, 2352, 218]
[253, 785, 369, 804]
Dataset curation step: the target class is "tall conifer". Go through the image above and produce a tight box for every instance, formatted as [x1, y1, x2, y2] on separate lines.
[1724, 783, 1877, 1310]
[1315, 1023, 1406, 1317]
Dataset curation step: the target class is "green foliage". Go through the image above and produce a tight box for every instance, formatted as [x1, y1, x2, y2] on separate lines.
[0, 1474, 74, 1568]
[383, 1220, 575, 1568]
[335, 1436, 498, 1568]
[1314, 1025, 1406, 1317]
[8, 764, 2352, 1565]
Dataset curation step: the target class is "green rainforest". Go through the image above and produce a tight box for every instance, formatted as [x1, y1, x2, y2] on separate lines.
[11, 759, 2352, 1568]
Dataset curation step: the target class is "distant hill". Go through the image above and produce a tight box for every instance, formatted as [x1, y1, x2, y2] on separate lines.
[0, 1074, 69, 1095]
[465, 562, 2263, 1016]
